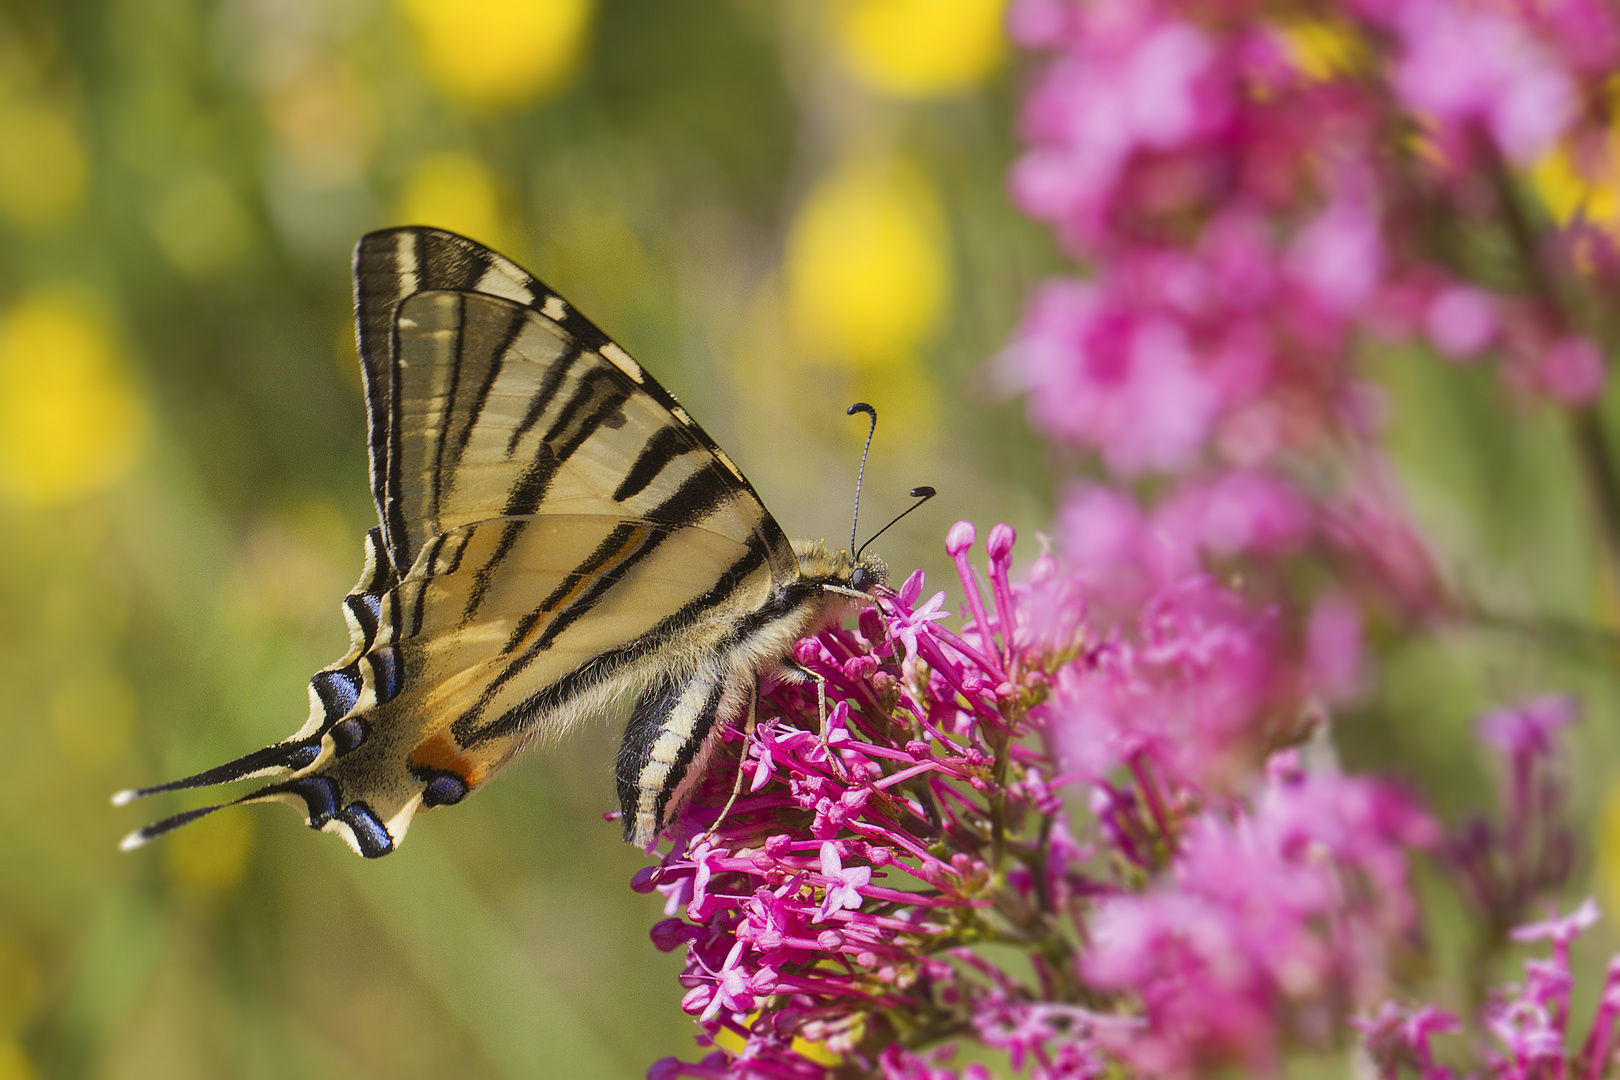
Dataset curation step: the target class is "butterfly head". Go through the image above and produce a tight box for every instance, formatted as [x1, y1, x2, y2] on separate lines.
[791, 539, 888, 597]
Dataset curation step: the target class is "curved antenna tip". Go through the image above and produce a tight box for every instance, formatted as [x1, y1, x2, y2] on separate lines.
[855, 485, 939, 560]
[110, 789, 138, 807]
[118, 829, 151, 852]
[846, 405, 880, 554]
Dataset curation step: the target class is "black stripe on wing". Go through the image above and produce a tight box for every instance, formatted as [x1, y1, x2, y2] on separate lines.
[441, 448, 768, 746]
[453, 534, 773, 750]
[356, 228, 552, 569]
[120, 766, 395, 858]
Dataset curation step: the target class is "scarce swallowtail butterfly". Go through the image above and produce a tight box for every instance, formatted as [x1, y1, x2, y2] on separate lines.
[115, 226, 933, 858]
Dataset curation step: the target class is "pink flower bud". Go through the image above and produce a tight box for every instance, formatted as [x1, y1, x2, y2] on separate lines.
[946, 520, 977, 556]
[649, 918, 692, 952]
[817, 930, 846, 950]
[630, 865, 661, 893]
[987, 523, 1017, 560]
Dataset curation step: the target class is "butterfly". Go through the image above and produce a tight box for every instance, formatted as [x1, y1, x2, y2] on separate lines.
[116, 226, 931, 857]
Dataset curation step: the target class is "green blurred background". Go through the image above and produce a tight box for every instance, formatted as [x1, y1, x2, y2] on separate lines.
[8, 1, 1620, 1077]
[0, 1, 1057, 1076]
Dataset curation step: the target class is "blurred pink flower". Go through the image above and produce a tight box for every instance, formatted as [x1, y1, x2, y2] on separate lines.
[1084, 761, 1438, 1074]
[1001, 279, 1222, 473]
[1537, 337, 1606, 405]
[1426, 284, 1499, 360]
[1388, 1, 1578, 164]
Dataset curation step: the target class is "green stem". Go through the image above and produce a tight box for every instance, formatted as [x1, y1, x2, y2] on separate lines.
[1483, 147, 1620, 575]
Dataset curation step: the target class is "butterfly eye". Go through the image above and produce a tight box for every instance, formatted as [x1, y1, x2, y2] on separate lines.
[850, 566, 873, 592]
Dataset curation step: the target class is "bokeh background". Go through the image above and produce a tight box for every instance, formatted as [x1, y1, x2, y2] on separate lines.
[0, 1, 1057, 1077]
[10, 1, 1620, 1078]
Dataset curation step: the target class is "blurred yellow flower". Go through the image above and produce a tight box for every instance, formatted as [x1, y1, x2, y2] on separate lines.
[714, 1016, 841, 1065]
[0, 292, 146, 505]
[163, 810, 254, 894]
[1279, 19, 1367, 81]
[397, 0, 594, 108]
[785, 156, 949, 371]
[791, 1036, 843, 1067]
[0, 1041, 33, 1080]
[1532, 138, 1620, 229]
[0, 99, 87, 229]
[1601, 781, 1620, 915]
[832, 0, 1006, 98]
[853, 355, 940, 439]
[399, 151, 506, 247]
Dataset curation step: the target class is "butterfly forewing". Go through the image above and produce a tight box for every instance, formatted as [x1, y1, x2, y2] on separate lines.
[354, 228, 793, 579]
[355, 228, 560, 569]
[385, 289, 794, 580]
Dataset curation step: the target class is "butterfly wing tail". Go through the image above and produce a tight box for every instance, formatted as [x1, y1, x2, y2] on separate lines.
[110, 739, 322, 806]
[114, 774, 382, 854]
[114, 528, 399, 850]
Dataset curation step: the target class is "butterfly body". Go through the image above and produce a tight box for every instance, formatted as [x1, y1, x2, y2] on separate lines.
[118, 227, 885, 857]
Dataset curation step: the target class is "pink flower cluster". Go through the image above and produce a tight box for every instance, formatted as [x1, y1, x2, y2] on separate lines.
[1360, 899, 1620, 1080]
[625, 2, 1620, 1075]
[1006, 0, 1618, 425]
[1084, 755, 1439, 1076]
[1001, 0, 1620, 633]
[639, 526, 1446, 1078]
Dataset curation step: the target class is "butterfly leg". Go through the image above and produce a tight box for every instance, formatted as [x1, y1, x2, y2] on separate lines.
[695, 682, 758, 849]
[792, 661, 853, 780]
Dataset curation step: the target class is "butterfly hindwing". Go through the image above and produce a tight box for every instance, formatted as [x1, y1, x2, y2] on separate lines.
[293, 510, 776, 853]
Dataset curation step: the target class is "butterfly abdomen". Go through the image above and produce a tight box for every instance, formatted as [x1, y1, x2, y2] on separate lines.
[615, 573, 860, 848]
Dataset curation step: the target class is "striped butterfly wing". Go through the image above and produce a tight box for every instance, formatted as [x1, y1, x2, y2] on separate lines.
[294, 509, 773, 856]
[354, 226, 554, 572]
[122, 231, 802, 856]
[353, 227, 794, 580]
[327, 285, 801, 853]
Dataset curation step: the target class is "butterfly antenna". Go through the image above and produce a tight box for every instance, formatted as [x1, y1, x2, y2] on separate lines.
[847, 402, 878, 555]
[856, 487, 937, 561]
